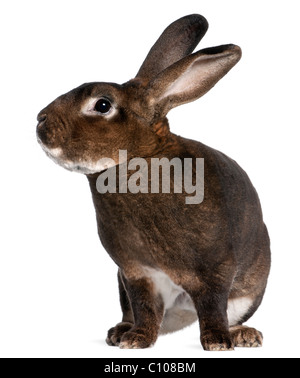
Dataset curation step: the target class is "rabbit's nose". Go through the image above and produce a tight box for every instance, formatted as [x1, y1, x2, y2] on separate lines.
[37, 114, 47, 128]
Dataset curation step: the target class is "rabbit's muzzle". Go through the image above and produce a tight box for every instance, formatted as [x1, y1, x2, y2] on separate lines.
[36, 111, 67, 150]
[37, 114, 47, 126]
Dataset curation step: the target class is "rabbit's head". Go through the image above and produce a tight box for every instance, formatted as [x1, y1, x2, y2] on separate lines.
[36, 14, 241, 174]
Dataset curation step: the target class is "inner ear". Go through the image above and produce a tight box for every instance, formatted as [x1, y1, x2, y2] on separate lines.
[161, 53, 229, 100]
[148, 44, 242, 117]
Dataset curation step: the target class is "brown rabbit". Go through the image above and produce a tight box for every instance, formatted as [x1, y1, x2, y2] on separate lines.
[36, 14, 271, 351]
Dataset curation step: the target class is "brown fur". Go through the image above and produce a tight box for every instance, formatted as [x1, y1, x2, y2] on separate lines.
[36, 14, 270, 351]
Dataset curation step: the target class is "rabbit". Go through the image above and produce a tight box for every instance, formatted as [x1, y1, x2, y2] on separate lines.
[36, 14, 271, 351]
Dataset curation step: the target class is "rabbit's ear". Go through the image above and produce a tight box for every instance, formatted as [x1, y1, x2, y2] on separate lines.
[147, 44, 242, 118]
[136, 14, 208, 83]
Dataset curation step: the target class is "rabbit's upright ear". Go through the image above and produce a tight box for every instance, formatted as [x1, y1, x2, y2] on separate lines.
[147, 44, 242, 118]
[136, 14, 208, 83]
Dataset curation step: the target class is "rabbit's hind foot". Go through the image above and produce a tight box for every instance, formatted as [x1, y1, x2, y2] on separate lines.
[230, 325, 263, 348]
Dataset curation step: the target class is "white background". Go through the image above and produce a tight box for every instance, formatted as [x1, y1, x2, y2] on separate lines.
[0, 0, 299, 358]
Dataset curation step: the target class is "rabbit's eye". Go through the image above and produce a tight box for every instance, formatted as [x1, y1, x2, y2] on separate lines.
[94, 99, 112, 114]
[81, 97, 116, 118]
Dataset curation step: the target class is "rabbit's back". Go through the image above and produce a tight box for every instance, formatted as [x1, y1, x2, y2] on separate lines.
[87, 134, 270, 294]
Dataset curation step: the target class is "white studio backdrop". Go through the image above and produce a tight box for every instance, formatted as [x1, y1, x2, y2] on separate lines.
[0, 0, 299, 358]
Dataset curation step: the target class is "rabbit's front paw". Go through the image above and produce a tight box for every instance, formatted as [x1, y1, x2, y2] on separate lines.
[106, 322, 133, 346]
[119, 328, 156, 349]
[201, 330, 234, 351]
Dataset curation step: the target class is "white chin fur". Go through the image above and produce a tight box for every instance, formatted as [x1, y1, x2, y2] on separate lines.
[39, 141, 114, 174]
[59, 158, 116, 174]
